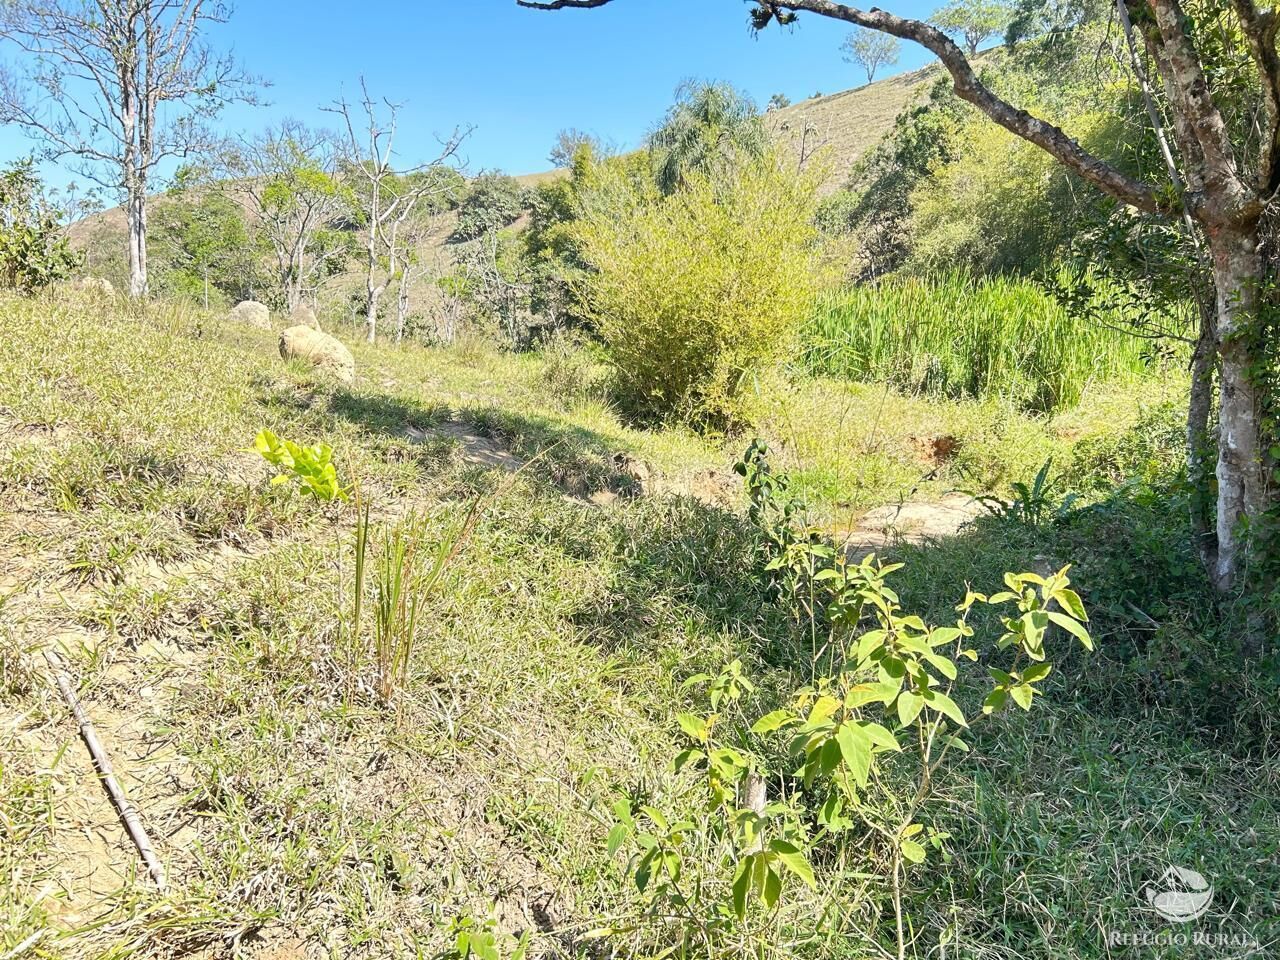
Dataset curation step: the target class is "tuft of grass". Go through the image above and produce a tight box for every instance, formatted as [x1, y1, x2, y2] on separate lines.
[803, 274, 1182, 411]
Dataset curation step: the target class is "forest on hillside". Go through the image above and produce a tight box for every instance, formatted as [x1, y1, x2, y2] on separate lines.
[0, 1, 1277, 959]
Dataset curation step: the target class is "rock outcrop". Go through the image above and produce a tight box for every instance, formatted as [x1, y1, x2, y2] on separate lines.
[229, 300, 271, 330]
[278, 325, 355, 384]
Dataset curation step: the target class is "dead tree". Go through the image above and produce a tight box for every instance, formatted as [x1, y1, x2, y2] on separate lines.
[330, 80, 468, 343]
[0, 1, 255, 297]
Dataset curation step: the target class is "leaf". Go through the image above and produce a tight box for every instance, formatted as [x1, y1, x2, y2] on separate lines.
[806, 695, 842, 728]
[672, 748, 703, 772]
[1010, 683, 1034, 710]
[606, 823, 629, 858]
[769, 839, 817, 888]
[860, 721, 901, 752]
[982, 688, 1008, 714]
[844, 683, 887, 709]
[897, 690, 924, 727]
[751, 709, 795, 734]
[923, 690, 968, 728]
[676, 713, 709, 742]
[1054, 587, 1088, 621]
[635, 853, 653, 893]
[836, 722, 872, 787]
[640, 806, 668, 831]
[762, 864, 783, 908]
[930, 626, 962, 646]
[855, 630, 887, 662]
[1048, 611, 1094, 651]
[900, 839, 926, 864]
[732, 857, 753, 918]
[923, 652, 958, 681]
[1021, 662, 1052, 683]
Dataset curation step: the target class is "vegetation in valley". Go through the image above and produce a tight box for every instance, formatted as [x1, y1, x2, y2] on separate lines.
[1, 1, 1278, 959]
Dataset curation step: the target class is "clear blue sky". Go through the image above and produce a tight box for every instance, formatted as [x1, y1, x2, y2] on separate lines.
[0, 0, 940, 191]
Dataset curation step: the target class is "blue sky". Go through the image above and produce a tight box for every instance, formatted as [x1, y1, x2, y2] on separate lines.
[0, 0, 941, 192]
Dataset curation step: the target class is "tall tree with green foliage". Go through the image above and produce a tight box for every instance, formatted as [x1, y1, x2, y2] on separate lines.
[840, 26, 902, 83]
[930, 0, 1010, 55]
[517, 0, 1280, 600]
[226, 122, 353, 312]
[150, 190, 262, 306]
[0, 1, 255, 298]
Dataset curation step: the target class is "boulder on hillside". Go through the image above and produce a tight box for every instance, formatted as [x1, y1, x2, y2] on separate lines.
[228, 300, 271, 330]
[278, 324, 355, 384]
[289, 304, 322, 330]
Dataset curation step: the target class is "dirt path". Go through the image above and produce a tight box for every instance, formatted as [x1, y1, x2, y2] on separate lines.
[832, 492, 984, 559]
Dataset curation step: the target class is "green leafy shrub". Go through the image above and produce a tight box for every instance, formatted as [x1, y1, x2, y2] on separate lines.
[604, 441, 1093, 957]
[574, 154, 830, 427]
[1062, 400, 1185, 492]
[254, 429, 348, 502]
[0, 160, 78, 293]
[451, 173, 528, 243]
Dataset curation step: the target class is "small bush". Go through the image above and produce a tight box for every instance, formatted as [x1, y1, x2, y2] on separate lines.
[574, 154, 830, 428]
[451, 173, 528, 243]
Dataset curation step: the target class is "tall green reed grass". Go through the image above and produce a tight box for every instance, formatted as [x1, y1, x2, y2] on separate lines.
[802, 274, 1180, 411]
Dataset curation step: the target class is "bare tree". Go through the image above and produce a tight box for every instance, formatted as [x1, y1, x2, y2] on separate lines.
[329, 80, 468, 343]
[224, 122, 351, 312]
[516, 0, 1279, 595]
[392, 226, 447, 344]
[548, 127, 610, 167]
[0, 1, 256, 297]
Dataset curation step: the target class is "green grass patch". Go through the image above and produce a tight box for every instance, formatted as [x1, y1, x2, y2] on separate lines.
[803, 274, 1179, 411]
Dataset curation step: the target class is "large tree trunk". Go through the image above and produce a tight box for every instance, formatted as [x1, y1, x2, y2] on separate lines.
[1206, 221, 1268, 590]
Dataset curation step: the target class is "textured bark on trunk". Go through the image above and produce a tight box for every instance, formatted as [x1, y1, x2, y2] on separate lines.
[126, 189, 148, 298]
[1206, 222, 1267, 590]
[395, 277, 409, 344]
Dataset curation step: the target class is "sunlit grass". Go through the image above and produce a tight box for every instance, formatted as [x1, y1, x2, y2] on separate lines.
[803, 273, 1185, 411]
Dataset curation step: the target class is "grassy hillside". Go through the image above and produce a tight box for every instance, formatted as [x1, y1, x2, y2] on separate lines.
[768, 63, 941, 187]
[64, 64, 939, 312]
[2, 291, 1274, 959]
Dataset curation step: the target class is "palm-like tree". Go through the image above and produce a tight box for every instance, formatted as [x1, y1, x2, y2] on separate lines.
[648, 82, 770, 193]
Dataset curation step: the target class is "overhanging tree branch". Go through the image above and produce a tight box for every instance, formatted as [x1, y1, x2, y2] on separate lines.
[1230, 0, 1280, 199]
[518, 0, 1167, 213]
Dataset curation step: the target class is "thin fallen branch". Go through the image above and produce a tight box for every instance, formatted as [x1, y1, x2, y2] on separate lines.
[43, 649, 167, 890]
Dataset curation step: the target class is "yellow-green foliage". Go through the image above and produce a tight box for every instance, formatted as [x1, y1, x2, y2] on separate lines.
[905, 108, 1129, 276]
[805, 273, 1174, 411]
[573, 154, 830, 427]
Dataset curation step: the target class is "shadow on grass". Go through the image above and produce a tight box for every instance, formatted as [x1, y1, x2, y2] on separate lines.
[326, 389, 452, 436]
